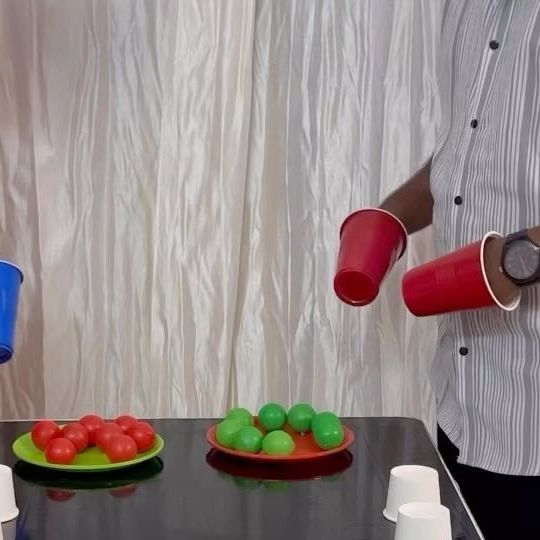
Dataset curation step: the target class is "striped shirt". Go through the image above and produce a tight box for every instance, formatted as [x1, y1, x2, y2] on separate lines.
[431, 0, 540, 475]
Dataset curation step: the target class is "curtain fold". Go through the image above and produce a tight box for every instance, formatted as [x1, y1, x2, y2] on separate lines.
[0, 0, 441, 426]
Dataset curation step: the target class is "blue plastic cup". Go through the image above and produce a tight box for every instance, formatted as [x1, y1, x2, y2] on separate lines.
[0, 261, 23, 363]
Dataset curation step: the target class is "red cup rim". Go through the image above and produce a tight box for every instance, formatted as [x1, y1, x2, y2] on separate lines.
[480, 231, 521, 311]
[339, 208, 408, 259]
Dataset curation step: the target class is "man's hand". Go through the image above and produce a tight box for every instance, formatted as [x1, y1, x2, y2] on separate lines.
[528, 226, 540, 244]
[334, 159, 434, 307]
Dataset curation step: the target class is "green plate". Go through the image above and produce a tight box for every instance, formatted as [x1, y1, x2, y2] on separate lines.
[14, 457, 164, 491]
[12, 432, 164, 472]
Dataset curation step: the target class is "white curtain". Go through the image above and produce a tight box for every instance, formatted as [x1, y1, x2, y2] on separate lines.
[0, 0, 441, 424]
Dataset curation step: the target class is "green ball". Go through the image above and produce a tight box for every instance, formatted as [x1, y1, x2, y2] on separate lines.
[322, 474, 342, 483]
[262, 430, 295, 456]
[287, 403, 316, 433]
[233, 426, 264, 453]
[258, 403, 286, 431]
[216, 419, 244, 449]
[311, 412, 344, 450]
[226, 407, 254, 426]
[262, 480, 291, 492]
[233, 476, 261, 491]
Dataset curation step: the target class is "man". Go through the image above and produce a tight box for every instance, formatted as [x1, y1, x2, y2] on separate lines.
[381, 2, 540, 538]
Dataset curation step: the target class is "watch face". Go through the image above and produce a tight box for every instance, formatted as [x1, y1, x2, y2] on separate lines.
[504, 239, 540, 281]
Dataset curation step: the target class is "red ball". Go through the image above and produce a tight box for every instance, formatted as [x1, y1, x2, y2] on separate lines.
[131, 421, 155, 435]
[31, 421, 60, 451]
[115, 415, 138, 434]
[79, 415, 105, 446]
[46, 489, 76, 502]
[95, 423, 123, 451]
[105, 434, 138, 463]
[62, 423, 89, 453]
[109, 485, 137, 498]
[45, 438, 76, 465]
[127, 424, 156, 452]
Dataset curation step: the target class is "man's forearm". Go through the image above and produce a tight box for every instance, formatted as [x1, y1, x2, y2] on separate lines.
[379, 159, 433, 235]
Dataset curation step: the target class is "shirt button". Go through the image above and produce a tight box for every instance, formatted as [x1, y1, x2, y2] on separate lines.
[489, 40, 500, 50]
[454, 195, 463, 206]
[459, 347, 469, 356]
[470, 119, 478, 128]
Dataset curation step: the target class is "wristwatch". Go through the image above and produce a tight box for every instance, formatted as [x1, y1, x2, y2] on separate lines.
[501, 231, 540, 286]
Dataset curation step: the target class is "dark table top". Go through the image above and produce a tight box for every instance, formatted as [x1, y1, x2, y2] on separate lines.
[0, 417, 482, 540]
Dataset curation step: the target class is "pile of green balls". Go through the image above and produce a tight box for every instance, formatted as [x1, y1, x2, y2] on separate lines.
[215, 403, 344, 456]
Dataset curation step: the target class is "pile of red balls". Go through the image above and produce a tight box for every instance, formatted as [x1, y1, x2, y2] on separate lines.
[31, 414, 157, 465]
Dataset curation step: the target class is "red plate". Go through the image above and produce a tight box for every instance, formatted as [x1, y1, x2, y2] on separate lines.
[206, 448, 354, 481]
[206, 421, 354, 462]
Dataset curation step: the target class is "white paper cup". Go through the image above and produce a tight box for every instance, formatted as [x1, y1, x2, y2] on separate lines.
[0, 466, 18, 523]
[383, 465, 440, 522]
[1, 518, 13, 540]
[395, 502, 451, 540]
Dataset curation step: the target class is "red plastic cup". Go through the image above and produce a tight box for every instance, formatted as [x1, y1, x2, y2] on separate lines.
[334, 208, 407, 306]
[402, 232, 521, 317]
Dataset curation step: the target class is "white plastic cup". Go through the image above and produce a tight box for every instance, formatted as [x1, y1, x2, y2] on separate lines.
[383, 465, 440, 522]
[1, 518, 13, 540]
[0, 466, 18, 523]
[395, 502, 452, 540]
